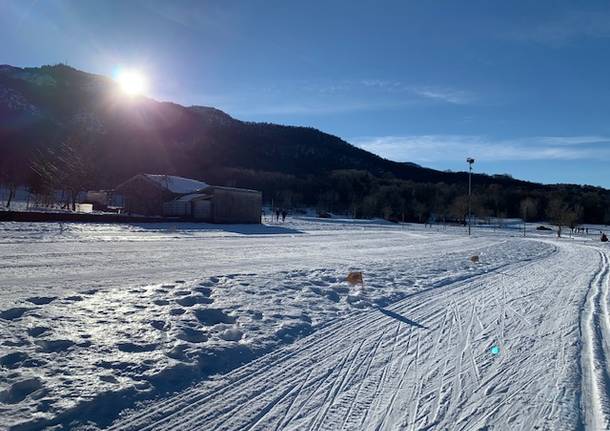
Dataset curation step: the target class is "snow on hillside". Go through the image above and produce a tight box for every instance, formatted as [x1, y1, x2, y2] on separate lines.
[0, 218, 607, 430]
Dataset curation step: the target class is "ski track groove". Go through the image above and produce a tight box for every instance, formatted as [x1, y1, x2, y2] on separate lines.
[338, 329, 387, 430]
[580, 249, 610, 430]
[307, 341, 364, 431]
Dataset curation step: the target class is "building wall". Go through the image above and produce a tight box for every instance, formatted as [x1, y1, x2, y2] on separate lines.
[193, 199, 212, 220]
[115, 177, 172, 216]
[211, 188, 262, 224]
[163, 200, 190, 217]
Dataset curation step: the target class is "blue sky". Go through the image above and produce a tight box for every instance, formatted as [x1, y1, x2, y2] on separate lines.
[2, 0, 610, 187]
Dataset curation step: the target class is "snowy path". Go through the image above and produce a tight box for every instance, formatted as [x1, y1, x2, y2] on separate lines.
[580, 249, 610, 430]
[109, 240, 605, 430]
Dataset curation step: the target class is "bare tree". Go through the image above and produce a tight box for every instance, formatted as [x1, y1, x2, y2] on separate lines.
[546, 197, 577, 238]
[30, 137, 96, 211]
[0, 156, 23, 209]
[520, 198, 538, 236]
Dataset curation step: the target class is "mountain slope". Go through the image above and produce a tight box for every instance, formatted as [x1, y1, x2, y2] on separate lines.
[2, 64, 610, 224]
[0, 64, 520, 187]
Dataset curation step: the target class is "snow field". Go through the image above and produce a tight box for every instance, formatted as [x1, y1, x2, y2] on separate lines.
[110, 241, 601, 431]
[0, 220, 553, 430]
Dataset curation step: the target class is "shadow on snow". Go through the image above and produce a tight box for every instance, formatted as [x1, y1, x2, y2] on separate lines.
[377, 307, 428, 329]
[131, 222, 304, 235]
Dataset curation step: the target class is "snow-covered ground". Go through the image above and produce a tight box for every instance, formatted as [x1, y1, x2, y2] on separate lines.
[0, 218, 608, 430]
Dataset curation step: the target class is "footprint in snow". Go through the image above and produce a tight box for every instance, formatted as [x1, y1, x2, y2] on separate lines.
[99, 375, 119, 384]
[248, 310, 263, 320]
[169, 308, 186, 316]
[27, 327, 51, 337]
[193, 308, 235, 326]
[0, 351, 30, 369]
[193, 286, 212, 296]
[116, 342, 158, 353]
[0, 378, 44, 404]
[323, 290, 340, 302]
[176, 295, 214, 307]
[35, 339, 75, 353]
[176, 327, 208, 343]
[26, 297, 57, 306]
[153, 299, 170, 306]
[0, 307, 31, 321]
[150, 320, 170, 331]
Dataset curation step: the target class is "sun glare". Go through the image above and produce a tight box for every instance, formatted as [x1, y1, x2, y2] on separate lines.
[116, 69, 148, 96]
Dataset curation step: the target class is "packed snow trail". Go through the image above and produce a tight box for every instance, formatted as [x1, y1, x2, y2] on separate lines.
[110, 241, 604, 430]
[580, 249, 610, 430]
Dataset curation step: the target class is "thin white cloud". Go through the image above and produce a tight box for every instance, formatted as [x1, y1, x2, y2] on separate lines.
[360, 80, 476, 104]
[409, 87, 475, 105]
[232, 99, 415, 116]
[227, 79, 477, 116]
[351, 135, 610, 163]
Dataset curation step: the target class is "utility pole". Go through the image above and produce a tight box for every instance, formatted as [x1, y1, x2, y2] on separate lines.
[467, 158, 475, 236]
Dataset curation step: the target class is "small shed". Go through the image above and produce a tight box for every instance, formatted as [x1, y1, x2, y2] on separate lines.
[163, 186, 261, 224]
[205, 186, 261, 224]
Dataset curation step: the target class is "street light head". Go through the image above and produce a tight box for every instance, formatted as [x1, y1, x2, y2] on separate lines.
[467, 157, 475, 165]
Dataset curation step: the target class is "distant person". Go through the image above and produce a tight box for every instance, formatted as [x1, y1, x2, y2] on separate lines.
[275, 209, 280, 222]
[602, 233, 608, 242]
[281, 209, 287, 222]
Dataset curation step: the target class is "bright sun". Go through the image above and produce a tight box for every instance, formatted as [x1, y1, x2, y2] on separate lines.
[116, 70, 148, 96]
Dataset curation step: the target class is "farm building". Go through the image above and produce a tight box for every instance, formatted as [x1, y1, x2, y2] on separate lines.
[115, 174, 262, 223]
[163, 186, 262, 224]
[114, 174, 210, 216]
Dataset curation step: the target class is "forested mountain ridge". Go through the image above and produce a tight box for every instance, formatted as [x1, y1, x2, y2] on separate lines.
[0, 64, 521, 185]
[1, 64, 609, 224]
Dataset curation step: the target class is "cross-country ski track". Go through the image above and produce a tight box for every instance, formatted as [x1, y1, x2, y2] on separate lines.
[108, 239, 609, 431]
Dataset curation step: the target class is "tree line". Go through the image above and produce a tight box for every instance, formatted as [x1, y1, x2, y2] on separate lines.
[2, 138, 610, 230]
[205, 167, 610, 228]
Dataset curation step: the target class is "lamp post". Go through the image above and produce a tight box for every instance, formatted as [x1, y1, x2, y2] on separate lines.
[467, 158, 475, 236]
